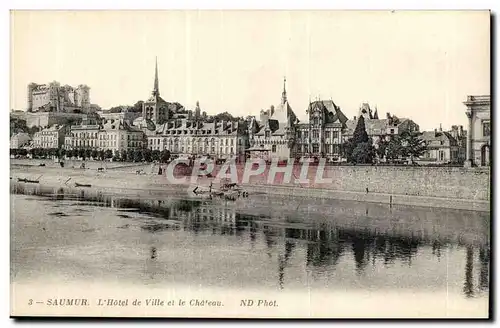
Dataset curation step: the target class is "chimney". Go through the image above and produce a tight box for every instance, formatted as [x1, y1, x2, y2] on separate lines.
[353, 116, 357, 121]
[221, 120, 225, 131]
[439, 123, 442, 132]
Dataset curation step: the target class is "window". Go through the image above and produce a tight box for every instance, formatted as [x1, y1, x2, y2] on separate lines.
[325, 131, 331, 139]
[312, 144, 319, 153]
[313, 130, 319, 139]
[439, 151, 444, 161]
[483, 122, 490, 137]
[304, 131, 309, 139]
[272, 145, 277, 152]
[314, 117, 319, 125]
[390, 129, 395, 134]
[297, 131, 302, 139]
[265, 131, 270, 138]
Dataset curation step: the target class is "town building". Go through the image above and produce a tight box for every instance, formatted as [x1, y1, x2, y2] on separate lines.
[145, 119, 249, 162]
[294, 99, 349, 161]
[98, 118, 145, 153]
[99, 108, 142, 124]
[418, 126, 466, 165]
[64, 114, 101, 150]
[247, 78, 299, 161]
[10, 132, 31, 149]
[64, 114, 145, 153]
[33, 124, 67, 149]
[343, 107, 420, 146]
[463, 95, 491, 166]
[27, 81, 92, 113]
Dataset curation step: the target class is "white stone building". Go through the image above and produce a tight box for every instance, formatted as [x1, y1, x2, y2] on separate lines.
[10, 132, 31, 149]
[463, 95, 490, 166]
[33, 124, 67, 149]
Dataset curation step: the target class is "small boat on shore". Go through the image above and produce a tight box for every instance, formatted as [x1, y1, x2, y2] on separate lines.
[191, 183, 249, 200]
[75, 182, 92, 188]
[17, 177, 40, 184]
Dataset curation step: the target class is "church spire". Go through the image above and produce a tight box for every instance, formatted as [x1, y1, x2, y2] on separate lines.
[153, 57, 159, 97]
[281, 76, 287, 104]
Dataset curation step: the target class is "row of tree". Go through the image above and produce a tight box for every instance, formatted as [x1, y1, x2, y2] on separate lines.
[11, 147, 171, 163]
[342, 116, 427, 164]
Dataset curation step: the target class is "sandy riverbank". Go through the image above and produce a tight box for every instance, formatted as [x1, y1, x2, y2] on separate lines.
[10, 159, 490, 212]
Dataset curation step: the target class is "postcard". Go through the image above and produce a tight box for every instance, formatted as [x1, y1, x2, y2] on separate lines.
[9, 9, 491, 319]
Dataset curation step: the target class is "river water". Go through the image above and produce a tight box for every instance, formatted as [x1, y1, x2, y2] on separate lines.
[10, 182, 490, 318]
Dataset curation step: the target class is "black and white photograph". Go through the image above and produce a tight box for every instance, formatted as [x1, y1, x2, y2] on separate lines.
[8, 9, 491, 319]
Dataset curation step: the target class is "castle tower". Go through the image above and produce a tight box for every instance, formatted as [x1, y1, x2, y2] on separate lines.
[27, 83, 37, 111]
[195, 101, 201, 120]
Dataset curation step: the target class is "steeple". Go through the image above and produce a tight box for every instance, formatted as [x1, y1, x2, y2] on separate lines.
[373, 106, 379, 119]
[152, 57, 159, 97]
[281, 76, 287, 104]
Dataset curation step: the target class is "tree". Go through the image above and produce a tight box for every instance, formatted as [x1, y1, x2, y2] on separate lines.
[160, 149, 171, 163]
[85, 149, 92, 160]
[78, 148, 85, 159]
[399, 131, 427, 164]
[105, 149, 113, 159]
[127, 149, 135, 162]
[351, 142, 375, 164]
[143, 148, 152, 162]
[376, 137, 390, 162]
[352, 116, 369, 144]
[98, 150, 105, 161]
[133, 149, 143, 162]
[57, 148, 66, 159]
[343, 116, 371, 163]
[341, 138, 357, 163]
[131, 101, 144, 113]
[151, 150, 160, 162]
[120, 149, 128, 162]
[386, 137, 403, 163]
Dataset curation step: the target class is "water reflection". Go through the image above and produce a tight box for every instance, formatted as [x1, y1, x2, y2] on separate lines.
[10, 183, 491, 298]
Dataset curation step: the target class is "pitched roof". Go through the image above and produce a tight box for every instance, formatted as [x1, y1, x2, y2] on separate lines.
[308, 100, 348, 126]
[345, 118, 411, 136]
[421, 131, 458, 146]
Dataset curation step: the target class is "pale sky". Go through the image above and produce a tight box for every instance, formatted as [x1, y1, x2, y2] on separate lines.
[10, 10, 490, 131]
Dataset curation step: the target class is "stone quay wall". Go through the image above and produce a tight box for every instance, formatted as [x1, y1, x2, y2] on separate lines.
[10, 160, 490, 211]
[234, 165, 491, 202]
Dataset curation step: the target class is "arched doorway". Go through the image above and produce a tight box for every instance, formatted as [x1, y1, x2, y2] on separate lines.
[481, 144, 490, 166]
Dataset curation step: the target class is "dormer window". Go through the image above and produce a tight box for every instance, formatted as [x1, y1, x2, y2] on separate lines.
[265, 131, 270, 138]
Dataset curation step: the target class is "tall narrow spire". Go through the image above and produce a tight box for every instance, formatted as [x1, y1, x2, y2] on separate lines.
[281, 76, 287, 104]
[153, 57, 159, 97]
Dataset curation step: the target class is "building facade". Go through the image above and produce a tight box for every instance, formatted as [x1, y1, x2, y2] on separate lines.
[247, 78, 299, 161]
[27, 81, 91, 113]
[294, 99, 348, 161]
[418, 127, 464, 165]
[33, 124, 67, 149]
[463, 95, 490, 166]
[64, 114, 145, 153]
[343, 111, 420, 146]
[10, 132, 31, 149]
[146, 119, 249, 162]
